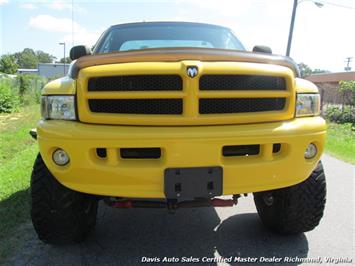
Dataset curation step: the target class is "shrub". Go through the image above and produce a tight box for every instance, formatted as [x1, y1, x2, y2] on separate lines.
[17, 74, 31, 97]
[0, 74, 46, 113]
[0, 78, 19, 113]
[339, 80, 355, 106]
[324, 105, 355, 124]
[16, 74, 46, 105]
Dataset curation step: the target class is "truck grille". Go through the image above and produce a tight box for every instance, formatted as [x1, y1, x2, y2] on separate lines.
[88, 75, 182, 91]
[89, 99, 183, 114]
[199, 98, 285, 114]
[78, 61, 295, 125]
[200, 75, 286, 90]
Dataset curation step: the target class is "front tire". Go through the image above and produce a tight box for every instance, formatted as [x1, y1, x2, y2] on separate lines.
[253, 161, 326, 234]
[30, 154, 98, 244]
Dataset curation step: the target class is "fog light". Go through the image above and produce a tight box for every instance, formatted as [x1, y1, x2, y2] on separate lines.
[53, 149, 70, 166]
[305, 143, 317, 159]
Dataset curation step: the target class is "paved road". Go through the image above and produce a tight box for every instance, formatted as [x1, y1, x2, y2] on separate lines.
[5, 155, 355, 266]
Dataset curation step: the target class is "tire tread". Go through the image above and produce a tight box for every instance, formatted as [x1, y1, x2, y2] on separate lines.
[254, 162, 326, 234]
[30, 154, 98, 244]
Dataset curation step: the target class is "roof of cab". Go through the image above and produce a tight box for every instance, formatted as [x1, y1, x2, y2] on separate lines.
[109, 21, 231, 30]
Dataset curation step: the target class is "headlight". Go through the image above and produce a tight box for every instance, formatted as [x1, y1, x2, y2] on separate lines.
[41, 96, 76, 120]
[296, 93, 320, 117]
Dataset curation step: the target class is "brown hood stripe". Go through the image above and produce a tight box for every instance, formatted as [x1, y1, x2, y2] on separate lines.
[70, 48, 300, 78]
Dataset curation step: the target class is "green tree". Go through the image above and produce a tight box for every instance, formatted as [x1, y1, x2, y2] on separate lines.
[0, 54, 18, 74]
[36, 50, 56, 63]
[298, 63, 330, 78]
[339, 80, 355, 107]
[59, 57, 72, 64]
[298, 63, 312, 78]
[312, 68, 330, 74]
[14, 48, 38, 69]
[13, 48, 56, 69]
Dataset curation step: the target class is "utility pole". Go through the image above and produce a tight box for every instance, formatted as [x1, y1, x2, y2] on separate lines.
[286, 0, 323, 57]
[59, 42, 66, 75]
[286, 0, 298, 57]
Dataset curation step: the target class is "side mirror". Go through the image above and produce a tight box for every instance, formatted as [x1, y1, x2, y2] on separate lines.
[69, 45, 91, 60]
[252, 45, 272, 54]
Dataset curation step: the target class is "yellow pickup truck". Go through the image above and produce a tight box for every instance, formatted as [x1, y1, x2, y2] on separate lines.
[30, 22, 326, 244]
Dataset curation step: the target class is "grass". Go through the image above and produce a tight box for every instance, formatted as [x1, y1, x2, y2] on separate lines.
[0, 105, 40, 165]
[325, 123, 355, 164]
[0, 104, 40, 261]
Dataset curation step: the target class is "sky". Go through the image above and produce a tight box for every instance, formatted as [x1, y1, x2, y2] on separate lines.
[0, 0, 354, 72]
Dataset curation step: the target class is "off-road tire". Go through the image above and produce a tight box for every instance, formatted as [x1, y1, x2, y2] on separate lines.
[30, 154, 98, 244]
[253, 161, 326, 234]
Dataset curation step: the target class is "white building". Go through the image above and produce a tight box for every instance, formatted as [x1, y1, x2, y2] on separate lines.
[16, 63, 69, 78]
[17, 68, 38, 75]
[38, 63, 69, 78]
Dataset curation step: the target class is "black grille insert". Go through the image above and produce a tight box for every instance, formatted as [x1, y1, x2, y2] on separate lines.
[89, 99, 183, 114]
[96, 148, 107, 158]
[200, 75, 286, 90]
[88, 75, 182, 91]
[223, 145, 260, 157]
[273, 143, 282, 153]
[121, 148, 161, 159]
[199, 98, 286, 114]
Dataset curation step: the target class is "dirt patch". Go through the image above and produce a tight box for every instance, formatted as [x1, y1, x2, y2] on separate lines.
[0, 112, 27, 130]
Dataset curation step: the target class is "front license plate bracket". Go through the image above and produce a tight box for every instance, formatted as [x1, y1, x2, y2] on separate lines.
[164, 166, 223, 200]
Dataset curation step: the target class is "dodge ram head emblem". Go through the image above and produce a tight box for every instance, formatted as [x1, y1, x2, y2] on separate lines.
[187, 66, 198, 78]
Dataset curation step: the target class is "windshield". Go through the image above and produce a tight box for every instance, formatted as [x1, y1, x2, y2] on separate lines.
[95, 23, 245, 53]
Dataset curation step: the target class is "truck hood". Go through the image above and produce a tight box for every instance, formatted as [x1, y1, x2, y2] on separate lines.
[70, 48, 300, 78]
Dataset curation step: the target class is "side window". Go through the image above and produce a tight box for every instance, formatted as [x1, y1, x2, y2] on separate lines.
[100, 32, 114, 53]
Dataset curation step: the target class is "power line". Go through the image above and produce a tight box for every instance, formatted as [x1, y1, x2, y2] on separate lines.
[321, 1, 355, 10]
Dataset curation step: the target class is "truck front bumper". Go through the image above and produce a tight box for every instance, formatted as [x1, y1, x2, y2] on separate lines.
[37, 117, 326, 198]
